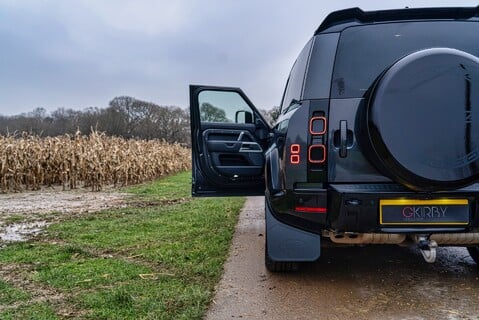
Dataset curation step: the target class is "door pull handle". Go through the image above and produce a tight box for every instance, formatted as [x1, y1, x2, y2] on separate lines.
[340, 120, 347, 158]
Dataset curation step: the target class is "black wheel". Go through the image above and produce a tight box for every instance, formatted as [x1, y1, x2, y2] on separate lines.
[264, 241, 299, 272]
[467, 246, 479, 264]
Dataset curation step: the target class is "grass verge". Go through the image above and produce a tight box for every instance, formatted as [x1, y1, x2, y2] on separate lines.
[0, 171, 245, 319]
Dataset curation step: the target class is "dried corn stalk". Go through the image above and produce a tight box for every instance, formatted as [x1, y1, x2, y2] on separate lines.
[0, 132, 191, 193]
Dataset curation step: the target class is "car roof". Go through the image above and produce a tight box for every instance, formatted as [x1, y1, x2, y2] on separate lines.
[315, 6, 479, 34]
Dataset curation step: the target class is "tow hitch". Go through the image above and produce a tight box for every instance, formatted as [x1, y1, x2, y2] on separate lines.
[415, 236, 438, 263]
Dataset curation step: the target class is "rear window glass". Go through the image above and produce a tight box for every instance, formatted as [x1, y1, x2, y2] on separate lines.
[331, 21, 479, 98]
[280, 38, 313, 112]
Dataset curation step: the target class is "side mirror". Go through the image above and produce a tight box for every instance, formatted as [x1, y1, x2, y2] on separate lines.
[235, 110, 253, 124]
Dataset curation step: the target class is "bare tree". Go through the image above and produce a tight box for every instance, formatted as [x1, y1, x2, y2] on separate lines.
[260, 106, 280, 126]
[0, 96, 191, 144]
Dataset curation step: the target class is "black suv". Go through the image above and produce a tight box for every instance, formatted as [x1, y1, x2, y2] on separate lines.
[189, 6, 479, 271]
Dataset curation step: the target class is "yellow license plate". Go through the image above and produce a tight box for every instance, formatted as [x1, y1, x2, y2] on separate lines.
[379, 199, 469, 225]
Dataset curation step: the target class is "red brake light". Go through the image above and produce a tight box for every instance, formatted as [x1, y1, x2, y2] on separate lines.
[295, 206, 327, 213]
[290, 154, 300, 164]
[290, 144, 301, 164]
[290, 144, 300, 154]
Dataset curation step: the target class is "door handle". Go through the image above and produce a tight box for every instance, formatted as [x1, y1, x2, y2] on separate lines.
[237, 131, 245, 141]
[239, 142, 262, 152]
[340, 120, 347, 158]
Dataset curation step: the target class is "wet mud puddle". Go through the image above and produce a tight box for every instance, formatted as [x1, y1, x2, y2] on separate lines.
[0, 221, 48, 242]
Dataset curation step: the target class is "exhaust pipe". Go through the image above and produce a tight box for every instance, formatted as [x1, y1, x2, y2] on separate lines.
[326, 232, 479, 245]
[429, 232, 479, 245]
[325, 231, 479, 264]
[328, 232, 406, 244]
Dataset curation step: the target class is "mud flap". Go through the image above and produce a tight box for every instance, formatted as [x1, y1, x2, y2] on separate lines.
[265, 201, 321, 261]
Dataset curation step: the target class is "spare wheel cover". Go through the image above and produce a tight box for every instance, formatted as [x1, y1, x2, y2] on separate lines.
[368, 48, 479, 191]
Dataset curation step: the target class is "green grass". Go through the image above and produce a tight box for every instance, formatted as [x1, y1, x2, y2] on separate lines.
[0, 303, 58, 320]
[0, 280, 30, 304]
[0, 171, 245, 319]
[3, 214, 25, 224]
[127, 172, 191, 200]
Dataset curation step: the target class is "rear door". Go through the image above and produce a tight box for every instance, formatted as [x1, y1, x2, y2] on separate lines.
[190, 85, 271, 196]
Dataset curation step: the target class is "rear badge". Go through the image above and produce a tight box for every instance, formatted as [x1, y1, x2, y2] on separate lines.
[380, 199, 469, 225]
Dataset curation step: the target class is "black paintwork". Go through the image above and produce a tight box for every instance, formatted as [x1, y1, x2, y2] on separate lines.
[189, 7, 479, 238]
[315, 6, 479, 34]
[328, 98, 389, 183]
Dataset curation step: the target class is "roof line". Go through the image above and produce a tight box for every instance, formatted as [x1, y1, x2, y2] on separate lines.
[315, 6, 479, 34]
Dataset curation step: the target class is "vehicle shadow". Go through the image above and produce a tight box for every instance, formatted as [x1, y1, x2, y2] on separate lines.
[267, 245, 479, 319]
[305, 245, 477, 277]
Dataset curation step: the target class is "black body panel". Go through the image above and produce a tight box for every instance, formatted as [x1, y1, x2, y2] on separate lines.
[315, 6, 479, 34]
[328, 98, 390, 183]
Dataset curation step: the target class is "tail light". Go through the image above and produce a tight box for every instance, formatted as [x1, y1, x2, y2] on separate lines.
[308, 115, 327, 165]
[309, 116, 327, 135]
[308, 144, 326, 163]
[290, 143, 300, 164]
[288, 115, 328, 166]
[295, 206, 327, 213]
[291, 144, 300, 154]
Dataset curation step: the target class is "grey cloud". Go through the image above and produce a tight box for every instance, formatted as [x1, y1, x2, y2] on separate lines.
[0, 0, 477, 115]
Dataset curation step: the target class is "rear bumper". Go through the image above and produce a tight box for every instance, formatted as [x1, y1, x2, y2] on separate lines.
[328, 184, 479, 233]
[268, 183, 479, 234]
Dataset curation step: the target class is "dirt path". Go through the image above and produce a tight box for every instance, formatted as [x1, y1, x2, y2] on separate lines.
[0, 188, 127, 216]
[206, 197, 479, 320]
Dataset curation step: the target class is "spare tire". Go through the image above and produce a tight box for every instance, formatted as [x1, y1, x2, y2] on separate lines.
[365, 48, 479, 191]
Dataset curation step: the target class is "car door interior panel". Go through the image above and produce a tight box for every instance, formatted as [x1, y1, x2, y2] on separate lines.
[202, 128, 264, 177]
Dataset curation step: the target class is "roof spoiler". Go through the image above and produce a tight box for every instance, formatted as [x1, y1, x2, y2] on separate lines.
[315, 6, 479, 34]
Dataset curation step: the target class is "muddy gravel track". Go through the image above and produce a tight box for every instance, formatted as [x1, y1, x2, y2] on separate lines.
[206, 197, 479, 320]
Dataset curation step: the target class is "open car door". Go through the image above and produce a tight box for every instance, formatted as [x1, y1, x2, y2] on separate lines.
[190, 85, 272, 196]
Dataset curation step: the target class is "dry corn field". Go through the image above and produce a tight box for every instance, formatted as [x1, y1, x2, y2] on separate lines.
[0, 132, 191, 192]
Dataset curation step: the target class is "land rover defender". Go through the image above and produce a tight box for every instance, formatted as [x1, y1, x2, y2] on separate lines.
[189, 6, 479, 271]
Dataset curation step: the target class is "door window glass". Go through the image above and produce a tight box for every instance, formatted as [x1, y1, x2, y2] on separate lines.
[198, 90, 254, 124]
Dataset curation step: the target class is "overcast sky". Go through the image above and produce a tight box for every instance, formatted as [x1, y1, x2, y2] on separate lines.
[0, 0, 477, 115]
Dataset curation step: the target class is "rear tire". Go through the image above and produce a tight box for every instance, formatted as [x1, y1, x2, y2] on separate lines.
[264, 242, 299, 272]
[467, 246, 479, 264]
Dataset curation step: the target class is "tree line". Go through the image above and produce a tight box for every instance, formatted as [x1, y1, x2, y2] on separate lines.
[0, 96, 280, 145]
[0, 96, 190, 144]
